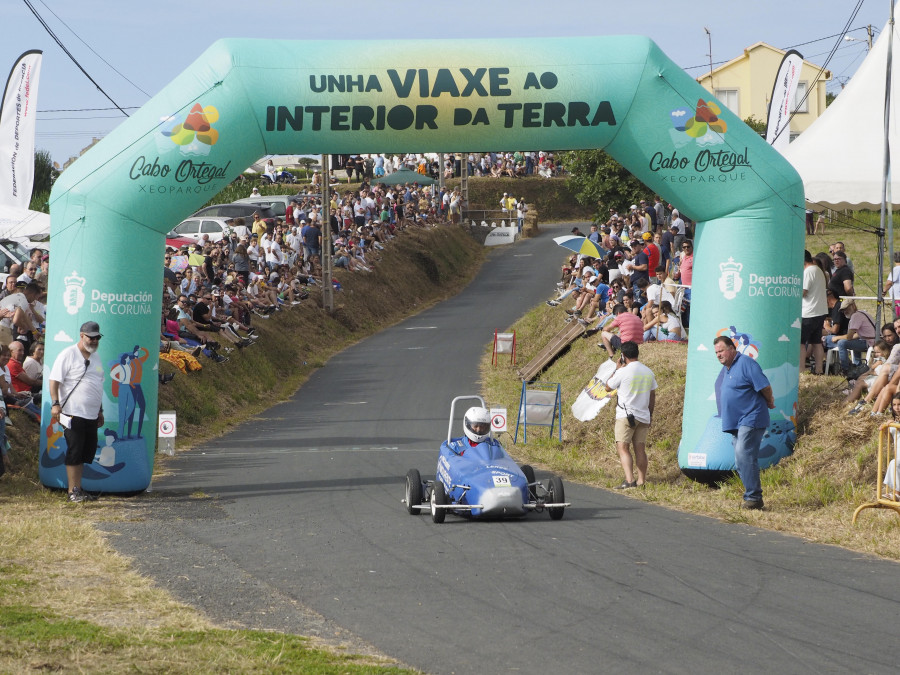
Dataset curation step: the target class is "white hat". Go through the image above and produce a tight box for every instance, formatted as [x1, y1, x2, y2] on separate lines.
[300, 219, 306, 224]
[630, 204, 637, 210]
[582, 267, 596, 277]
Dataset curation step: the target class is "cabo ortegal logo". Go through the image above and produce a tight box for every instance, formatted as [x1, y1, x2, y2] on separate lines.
[160, 103, 220, 155]
[671, 99, 727, 137]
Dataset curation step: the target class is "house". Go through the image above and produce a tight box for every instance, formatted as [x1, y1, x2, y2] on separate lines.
[696, 42, 831, 140]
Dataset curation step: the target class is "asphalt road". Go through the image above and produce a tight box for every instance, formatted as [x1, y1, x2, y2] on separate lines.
[104, 226, 900, 674]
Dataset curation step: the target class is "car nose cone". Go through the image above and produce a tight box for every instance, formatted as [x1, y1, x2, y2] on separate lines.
[480, 487, 525, 516]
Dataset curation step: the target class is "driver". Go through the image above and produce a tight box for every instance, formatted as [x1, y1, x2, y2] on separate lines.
[451, 407, 492, 455]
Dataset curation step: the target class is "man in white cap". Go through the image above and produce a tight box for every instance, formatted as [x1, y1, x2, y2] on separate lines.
[49, 321, 105, 503]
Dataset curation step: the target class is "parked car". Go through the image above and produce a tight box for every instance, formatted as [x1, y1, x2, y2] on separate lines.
[165, 235, 196, 251]
[166, 217, 232, 243]
[0, 240, 29, 274]
[191, 202, 276, 222]
[234, 194, 321, 218]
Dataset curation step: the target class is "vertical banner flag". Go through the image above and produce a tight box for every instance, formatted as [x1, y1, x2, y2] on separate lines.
[765, 49, 803, 153]
[0, 50, 43, 208]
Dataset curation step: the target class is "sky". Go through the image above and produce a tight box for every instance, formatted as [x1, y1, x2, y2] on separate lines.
[2, 0, 892, 165]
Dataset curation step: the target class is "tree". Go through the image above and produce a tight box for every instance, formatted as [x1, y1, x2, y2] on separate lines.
[29, 149, 58, 212]
[743, 115, 766, 136]
[561, 150, 652, 221]
[826, 92, 836, 107]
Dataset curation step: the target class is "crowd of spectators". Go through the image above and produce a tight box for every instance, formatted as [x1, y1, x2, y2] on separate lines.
[334, 151, 563, 183]
[544, 200, 875, 399]
[0, 250, 50, 473]
[547, 198, 690, 350]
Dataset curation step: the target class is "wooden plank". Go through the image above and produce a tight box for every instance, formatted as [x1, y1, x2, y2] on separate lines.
[517, 320, 586, 382]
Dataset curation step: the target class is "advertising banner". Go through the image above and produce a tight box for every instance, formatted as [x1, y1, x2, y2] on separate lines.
[0, 50, 42, 208]
[43, 36, 804, 491]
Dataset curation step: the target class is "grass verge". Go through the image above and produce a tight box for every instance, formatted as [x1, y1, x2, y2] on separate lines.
[480, 225, 900, 559]
[1, 225, 482, 673]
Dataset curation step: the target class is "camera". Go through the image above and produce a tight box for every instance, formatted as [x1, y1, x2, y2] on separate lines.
[627, 413, 636, 428]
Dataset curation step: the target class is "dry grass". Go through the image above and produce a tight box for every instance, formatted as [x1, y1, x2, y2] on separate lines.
[482, 230, 900, 559]
[0, 225, 480, 673]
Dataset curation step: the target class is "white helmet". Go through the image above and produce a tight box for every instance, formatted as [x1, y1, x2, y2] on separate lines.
[464, 407, 492, 444]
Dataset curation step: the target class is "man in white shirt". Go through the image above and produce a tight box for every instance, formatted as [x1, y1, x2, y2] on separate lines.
[604, 341, 658, 489]
[49, 321, 105, 503]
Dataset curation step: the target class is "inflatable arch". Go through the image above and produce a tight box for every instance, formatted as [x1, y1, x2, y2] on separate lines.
[42, 37, 804, 491]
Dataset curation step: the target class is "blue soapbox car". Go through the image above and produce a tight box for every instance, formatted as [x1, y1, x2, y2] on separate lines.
[404, 396, 569, 523]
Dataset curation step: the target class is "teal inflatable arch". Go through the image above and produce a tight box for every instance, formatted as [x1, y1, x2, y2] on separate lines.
[42, 37, 803, 491]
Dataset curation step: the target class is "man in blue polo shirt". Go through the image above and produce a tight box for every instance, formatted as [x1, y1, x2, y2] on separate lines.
[713, 335, 775, 510]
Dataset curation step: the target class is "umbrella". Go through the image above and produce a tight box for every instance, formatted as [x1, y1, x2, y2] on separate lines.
[553, 235, 608, 259]
[169, 256, 190, 273]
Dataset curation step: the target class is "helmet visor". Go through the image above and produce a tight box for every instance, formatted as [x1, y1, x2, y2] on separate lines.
[468, 421, 490, 436]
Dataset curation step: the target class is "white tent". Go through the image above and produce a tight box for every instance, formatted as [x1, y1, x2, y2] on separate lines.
[0, 204, 50, 239]
[783, 3, 900, 210]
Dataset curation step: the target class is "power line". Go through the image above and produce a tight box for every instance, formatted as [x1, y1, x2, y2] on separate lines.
[21, 0, 129, 117]
[35, 0, 151, 98]
[38, 106, 140, 112]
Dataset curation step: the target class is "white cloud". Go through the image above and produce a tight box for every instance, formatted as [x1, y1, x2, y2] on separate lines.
[778, 334, 790, 342]
[791, 318, 801, 329]
[54, 330, 73, 343]
[696, 343, 709, 351]
[671, 109, 687, 118]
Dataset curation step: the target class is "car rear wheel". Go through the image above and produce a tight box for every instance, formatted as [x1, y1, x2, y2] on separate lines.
[431, 481, 448, 524]
[548, 476, 566, 521]
[521, 464, 537, 500]
[405, 469, 423, 515]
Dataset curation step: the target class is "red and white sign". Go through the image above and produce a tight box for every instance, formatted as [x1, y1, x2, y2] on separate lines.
[490, 408, 507, 433]
[158, 412, 177, 438]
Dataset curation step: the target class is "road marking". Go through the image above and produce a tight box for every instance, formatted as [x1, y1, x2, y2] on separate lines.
[323, 401, 367, 406]
[407, 347, 425, 350]
[190, 446, 420, 456]
[405, 326, 436, 330]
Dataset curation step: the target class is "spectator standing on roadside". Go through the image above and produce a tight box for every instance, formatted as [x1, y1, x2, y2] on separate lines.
[48, 321, 105, 503]
[713, 335, 775, 511]
[603, 341, 657, 489]
[801, 250, 828, 375]
[829, 250, 854, 300]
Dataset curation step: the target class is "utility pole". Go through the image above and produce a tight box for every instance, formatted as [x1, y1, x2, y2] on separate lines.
[321, 153, 334, 314]
[704, 27, 713, 89]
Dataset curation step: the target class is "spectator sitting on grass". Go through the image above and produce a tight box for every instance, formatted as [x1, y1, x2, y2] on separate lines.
[600, 303, 644, 359]
[7, 340, 41, 397]
[845, 325, 900, 413]
[643, 301, 682, 342]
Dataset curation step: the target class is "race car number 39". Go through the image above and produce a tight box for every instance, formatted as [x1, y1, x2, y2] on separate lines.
[492, 474, 511, 487]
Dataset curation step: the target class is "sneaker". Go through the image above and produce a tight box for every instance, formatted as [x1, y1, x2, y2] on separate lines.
[577, 318, 589, 326]
[740, 498, 764, 510]
[614, 480, 637, 490]
[68, 486, 96, 502]
[215, 355, 229, 364]
[565, 308, 577, 315]
[546, 300, 559, 307]
[847, 401, 867, 416]
[190, 346, 203, 357]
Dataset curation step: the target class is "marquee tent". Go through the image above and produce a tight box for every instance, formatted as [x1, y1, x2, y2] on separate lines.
[0, 204, 50, 239]
[783, 2, 900, 210]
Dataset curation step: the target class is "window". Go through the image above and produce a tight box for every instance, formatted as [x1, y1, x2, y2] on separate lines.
[175, 220, 200, 236]
[793, 81, 809, 113]
[714, 89, 740, 115]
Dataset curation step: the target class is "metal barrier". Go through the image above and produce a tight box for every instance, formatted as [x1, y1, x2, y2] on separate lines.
[463, 209, 520, 228]
[852, 421, 900, 523]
